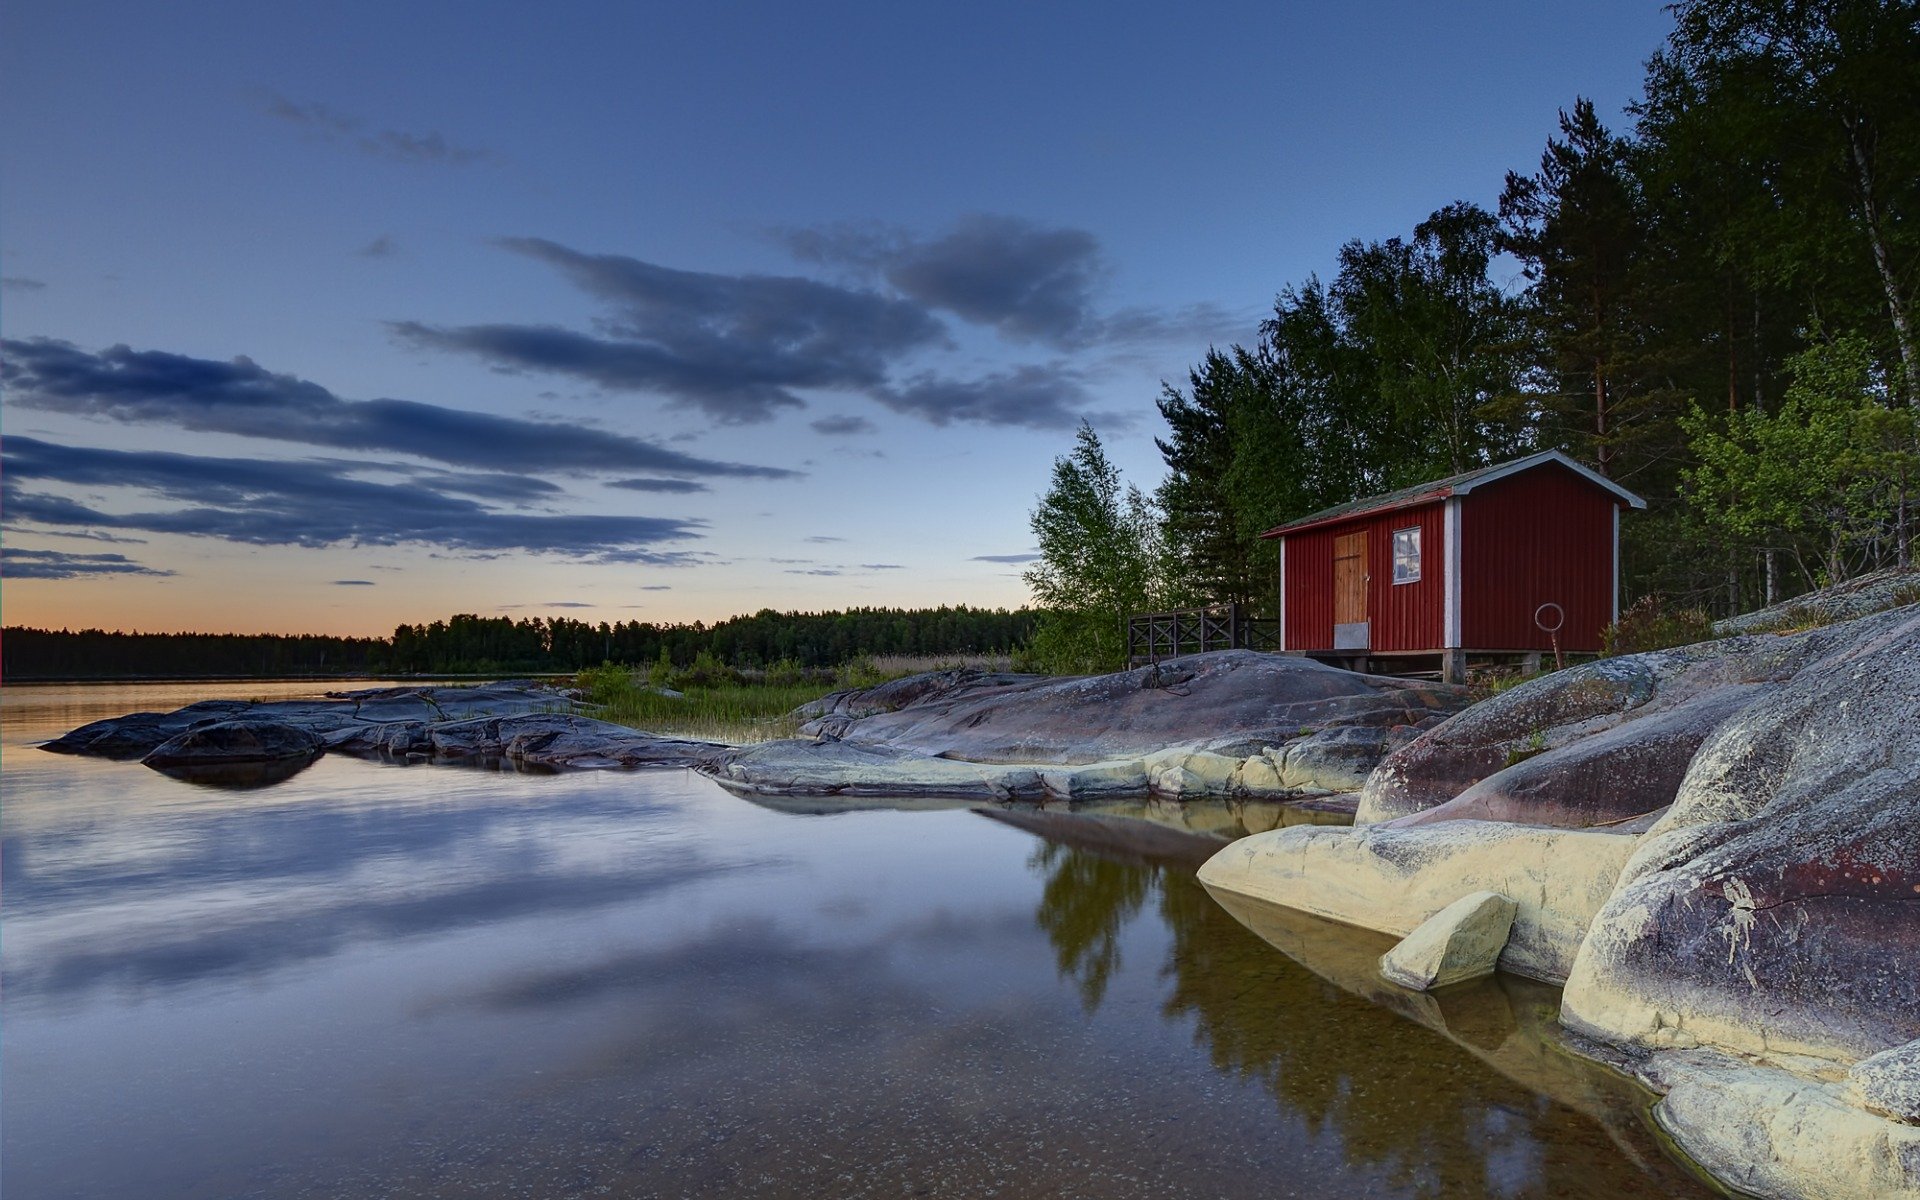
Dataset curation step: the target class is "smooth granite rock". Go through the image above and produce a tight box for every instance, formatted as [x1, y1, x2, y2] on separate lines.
[1379, 890, 1517, 991]
[142, 719, 324, 767]
[48, 683, 727, 775]
[1354, 627, 1858, 827]
[1562, 605, 1920, 1065]
[1644, 1052, 1920, 1200]
[706, 651, 1466, 800]
[1198, 819, 1636, 984]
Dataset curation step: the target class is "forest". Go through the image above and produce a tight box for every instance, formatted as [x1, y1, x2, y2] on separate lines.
[2, 606, 1037, 679]
[1026, 0, 1919, 671]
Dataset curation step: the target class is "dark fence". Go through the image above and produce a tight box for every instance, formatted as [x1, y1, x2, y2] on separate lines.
[1125, 604, 1281, 665]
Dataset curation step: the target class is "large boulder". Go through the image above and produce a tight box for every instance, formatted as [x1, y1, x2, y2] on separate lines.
[1198, 819, 1637, 983]
[1562, 606, 1920, 1065]
[142, 719, 324, 767]
[1357, 621, 1875, 827]
[1379, 890, 1517, 991]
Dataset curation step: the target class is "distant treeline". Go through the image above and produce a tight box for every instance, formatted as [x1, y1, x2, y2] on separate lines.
[386, 607, 1037, 674]
[4, 605, 1039, 679]
[4, 627, 385, 680]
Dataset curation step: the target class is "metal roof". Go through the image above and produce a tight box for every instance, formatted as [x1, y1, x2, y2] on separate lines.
[1256, 450, 1647, 539]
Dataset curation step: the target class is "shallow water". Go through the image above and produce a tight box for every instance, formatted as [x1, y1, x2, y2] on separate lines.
[2, 682, 1717, 1199]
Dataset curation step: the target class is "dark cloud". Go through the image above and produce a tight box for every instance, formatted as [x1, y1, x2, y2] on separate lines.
[875, 363, 1120, 431]
[3, 547, 175, 580]
[360, 235, 399, 258]
[805, 535, 846, 544]
[859, 563, 906, 570]
[544, 601, 593, 608]
[2, 338, 796, 481]
[3, 276, 47, 292]
[809, 414, 876, 436]
[607, 477, 710, 495]
[331, 579, 375, 586]
[638, 585, 672, 591]
[779, 215, 1098, 344]
[393, 237, 947, 425]
[263, 94, 487, 166]
[2, 436, 702, 561]
[784, 568, 844, 576]
[779, 215, 1244, 350]
[972, 553, 1042, 564]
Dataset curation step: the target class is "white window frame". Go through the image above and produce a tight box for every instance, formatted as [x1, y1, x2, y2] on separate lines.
[1391, 526, 1422, 585]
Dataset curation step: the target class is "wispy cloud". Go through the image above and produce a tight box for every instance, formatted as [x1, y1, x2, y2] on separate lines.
[2, 276, 47, 293]
[360, 235, 399, 258]
[2, 338, 799, 481]
[972, 552, 1041, 563]
[4, 547, 175, 580]
[263, 94, 487, 166]
[3, 436, 703, 562]
[331, 579, 375, 586]
[608, 477, 709, 494]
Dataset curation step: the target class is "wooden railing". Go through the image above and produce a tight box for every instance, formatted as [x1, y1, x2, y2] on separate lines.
[1126, 604, 1281, 665]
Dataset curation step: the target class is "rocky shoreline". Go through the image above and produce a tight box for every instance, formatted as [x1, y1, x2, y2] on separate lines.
[41, 592, 1920, 1198]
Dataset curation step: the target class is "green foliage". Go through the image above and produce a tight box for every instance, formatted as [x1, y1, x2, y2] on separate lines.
[1024, 423, 1176, 673]
[1684, 335, 1917, 585]
[1601, 595, 1716, 656]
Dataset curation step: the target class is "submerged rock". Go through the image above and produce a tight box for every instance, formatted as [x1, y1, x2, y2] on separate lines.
[1379, 890, 1517, 991]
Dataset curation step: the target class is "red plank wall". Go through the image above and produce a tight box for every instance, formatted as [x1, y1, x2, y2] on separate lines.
[1460, 464, 1617, 652]
[1282, 502, 1444, 652]
[1367, 502, 1444, 652]
[1282, 526, 1336, 650]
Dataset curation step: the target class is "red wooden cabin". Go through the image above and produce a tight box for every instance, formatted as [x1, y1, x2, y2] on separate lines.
[1259, 451, 1646, 682]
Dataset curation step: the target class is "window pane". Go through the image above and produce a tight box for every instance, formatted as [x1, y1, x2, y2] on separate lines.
[1392, 528, 1421, 584]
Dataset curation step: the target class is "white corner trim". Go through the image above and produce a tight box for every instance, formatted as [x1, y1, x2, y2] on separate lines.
[1452, 449, 1648, 510]
[1443, 499, 1462, 648]
[1276, 536, 1287, 651]
[1612, 505, 1621, 624]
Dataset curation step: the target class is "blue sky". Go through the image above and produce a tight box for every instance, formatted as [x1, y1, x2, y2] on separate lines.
[2, 0, 1671, 635]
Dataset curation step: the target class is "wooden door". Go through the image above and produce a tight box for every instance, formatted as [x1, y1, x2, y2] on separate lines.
[1333, 531, 1369, 648]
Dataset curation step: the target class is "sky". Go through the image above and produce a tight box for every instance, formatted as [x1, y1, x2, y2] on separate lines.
[1, 0, 1674, 636]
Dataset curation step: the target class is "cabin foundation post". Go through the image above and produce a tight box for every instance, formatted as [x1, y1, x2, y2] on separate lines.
[1441, 649, 1467, 685]
[1520, 652, 1542, 677]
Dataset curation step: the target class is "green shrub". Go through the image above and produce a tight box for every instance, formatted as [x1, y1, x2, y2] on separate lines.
[1602, 595, 1715, 656]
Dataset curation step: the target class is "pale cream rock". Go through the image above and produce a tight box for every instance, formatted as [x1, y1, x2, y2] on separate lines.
[1378, 890, 1517, 990]
[1652, 1055, 1920, 1200]
[1197, 820, 1637, 983]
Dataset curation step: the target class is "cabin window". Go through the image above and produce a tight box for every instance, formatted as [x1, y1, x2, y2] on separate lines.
[1391, 527, 1422, 584]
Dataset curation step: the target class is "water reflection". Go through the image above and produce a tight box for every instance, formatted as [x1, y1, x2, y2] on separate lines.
[146, 755, 320, 790]
[1010, 807, 1714, 1199]
[4, 684, 1716, 1200]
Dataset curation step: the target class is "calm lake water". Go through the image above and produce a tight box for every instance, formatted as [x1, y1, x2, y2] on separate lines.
[2, 682, 1717, 1199]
